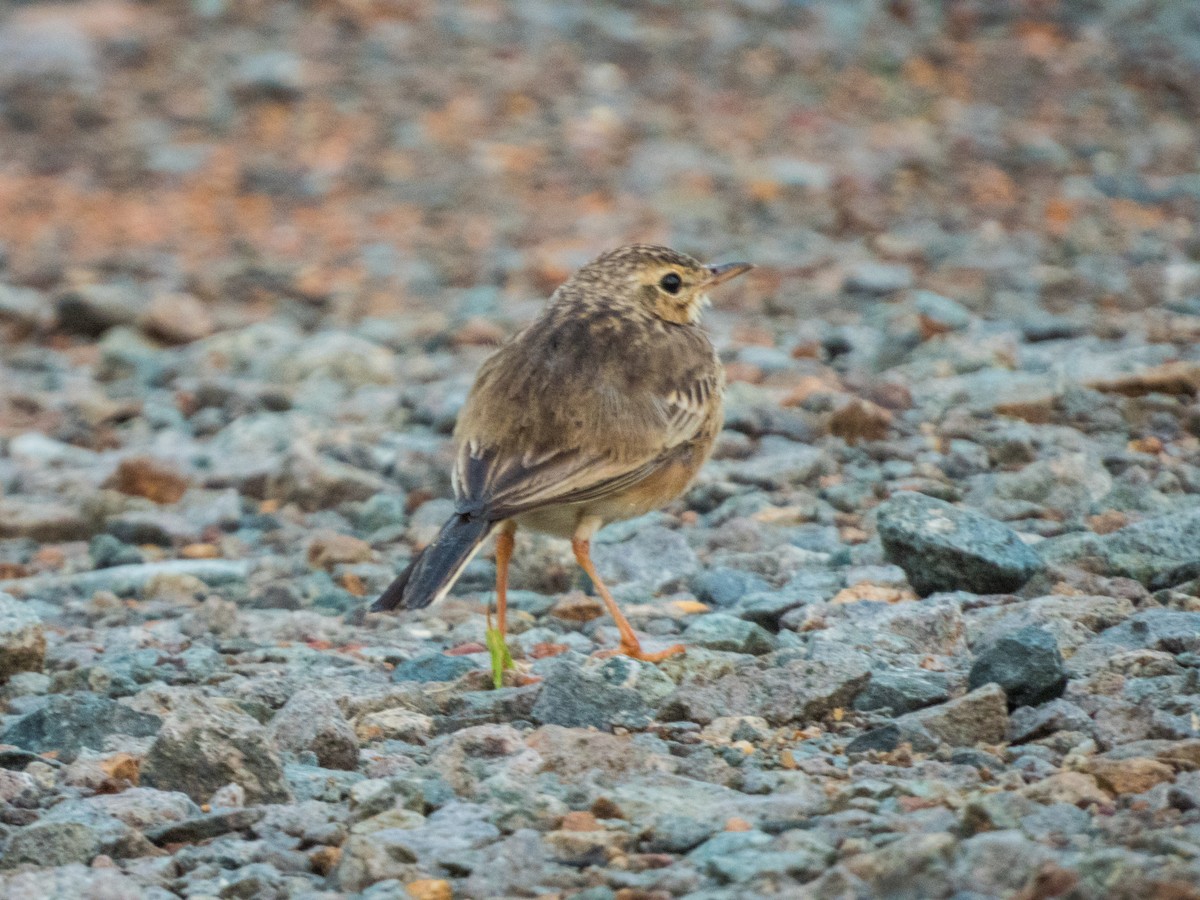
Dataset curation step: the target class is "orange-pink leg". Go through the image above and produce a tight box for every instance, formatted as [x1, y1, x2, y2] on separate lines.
[494, 521, 516, 636]
[571, 535, 685, 663]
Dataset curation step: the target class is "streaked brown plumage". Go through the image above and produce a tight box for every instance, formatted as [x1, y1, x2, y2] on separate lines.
[372, 244, 751, 661]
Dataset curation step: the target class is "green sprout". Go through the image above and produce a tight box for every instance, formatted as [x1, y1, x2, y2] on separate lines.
[485, 626, 513, 689]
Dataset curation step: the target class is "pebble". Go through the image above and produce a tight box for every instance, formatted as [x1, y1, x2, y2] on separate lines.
[138, 291, 215, 344]
[853, 669, 951, 715]
[269, 689, 361, 770]
[0, 693, 162, 763]
[683, 613, 777, 655]
[55, 283, 146, 337]
[141, 695, 291, 804]
[877, 491, 1044, 596]
[899, 683, 1010, 748]
[968, 625, 1068, 709]
[0, 592, 45, 681]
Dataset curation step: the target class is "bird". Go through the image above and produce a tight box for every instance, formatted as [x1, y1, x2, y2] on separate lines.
[371, 244, 752, 661]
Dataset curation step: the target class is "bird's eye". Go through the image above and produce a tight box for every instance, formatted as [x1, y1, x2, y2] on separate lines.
[659, 272, 683, 294]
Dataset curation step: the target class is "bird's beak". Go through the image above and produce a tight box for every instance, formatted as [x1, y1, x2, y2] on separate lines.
[704, 261, 753, 287]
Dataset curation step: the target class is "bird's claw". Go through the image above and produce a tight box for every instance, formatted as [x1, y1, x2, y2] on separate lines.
[595, 642, 686, 663]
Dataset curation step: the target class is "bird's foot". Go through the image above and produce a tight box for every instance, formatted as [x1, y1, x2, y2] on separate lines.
[596, 642, 686, 663]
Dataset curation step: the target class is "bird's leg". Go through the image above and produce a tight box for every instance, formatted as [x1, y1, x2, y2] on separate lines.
[571, 533, 685, 663]
[494, 521, 516, 636]
[486, 521, 517, 688]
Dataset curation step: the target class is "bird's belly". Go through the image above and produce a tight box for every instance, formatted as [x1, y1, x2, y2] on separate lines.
[513, 504, 585, 538]
[514, 448, 706, 538]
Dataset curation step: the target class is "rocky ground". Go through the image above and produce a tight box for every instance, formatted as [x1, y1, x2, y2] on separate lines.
[3, 1, 1200, 898]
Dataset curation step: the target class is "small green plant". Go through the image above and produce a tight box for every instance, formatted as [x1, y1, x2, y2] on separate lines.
[485, 626, 513, 689]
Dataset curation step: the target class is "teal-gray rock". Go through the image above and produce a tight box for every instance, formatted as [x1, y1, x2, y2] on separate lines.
[1, 801, 155, 866]
[854, 669, 951, 715]
[0, 592, 44, 682]
[968, 626, 1067, 710]
[877, 492, 1043, 596]
[531, 653, 672, 730]
[268, 689, 360, 770]
[691, 567, 770, 607]
[392, 651, 483, 683]
[0, 693, 161, 762]
[1038, 506, 1200, 588]
[141, 696, 291, 804]
[660, 644, 871, 726]
[88, 533, 144, 569]
[683, 613, 777, 655]
[898, 683, 1009, 748]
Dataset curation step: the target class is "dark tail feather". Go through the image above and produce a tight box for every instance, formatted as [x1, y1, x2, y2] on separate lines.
[371, 514, 493, 612]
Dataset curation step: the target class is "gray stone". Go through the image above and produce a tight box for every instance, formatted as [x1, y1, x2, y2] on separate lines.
[392, 651, 483, 683]
[592, 525, 700, 593]
[0, 692, 161, 762]
[460, 829, 574, 899]
[1113, 2, 1200, 116]
[272, 332, 394, 386]
[435, 683, 542, 734]
[337, 802, 498, 891]
[83, 788, 200, 831]
[88, 533, 144, 569]
[899, 684, 1009, 747]
[0, 559, 250, 601]
[231, 50, 305, 103]
[704, 833, 835, 885]
[845, 261, 914, 295]
[732, 590, 812, 629]
[532, 653, 673, 729]
[266, 450, 390, 512]
[0, 592, 44, 681]
[609, 772, 826, 831]
[0, 497, 91, 542]
[846, 721, 938, 755]
[2, 802, 155, 866]
[144, 807, 265, 846]
[141, 696, 291, 804]
[660, 645, 871, 726]
[1040, 506, 1200, 587]
[55, 283, 146, 336]
[1070, 610, 1200, 675]
[691, 567, 770, 607]
[878, 492, 1043, 596]
[854, 669, 951, 715]
[952, 830, 1054, 896]
[284, 763, 365, 802]
[913, 290, 972, 331]
[683, 613, 777, 655]
[968, 626, 1067, 709]
[0, 284, 46, 328]
[642, 815, 719, 854]
[986, 452, 1113, 514]
[268, 689, 359, 770]
[0, 769, 39, 805]
[726, 438, 831, 490]
[813, 596, 967, 657]
[0, 865, 171, 900]
[843, 832, 956, 898]
[1008, 699, 1093, 744]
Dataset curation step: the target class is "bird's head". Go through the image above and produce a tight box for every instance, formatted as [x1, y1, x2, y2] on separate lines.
[569, 244, 752, 325]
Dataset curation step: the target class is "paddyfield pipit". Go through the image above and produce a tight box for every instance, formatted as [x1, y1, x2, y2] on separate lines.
[372, 244, 752, 662]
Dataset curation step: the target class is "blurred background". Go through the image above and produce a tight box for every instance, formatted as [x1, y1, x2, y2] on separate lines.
[2, 9, 1200, 895]
[1, 0, 1198, 343]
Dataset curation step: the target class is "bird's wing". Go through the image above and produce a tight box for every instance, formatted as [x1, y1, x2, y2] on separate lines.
[451, 333, 721, 520]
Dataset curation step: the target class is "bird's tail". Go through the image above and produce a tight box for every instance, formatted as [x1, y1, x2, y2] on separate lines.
[371, 513, 493, 612]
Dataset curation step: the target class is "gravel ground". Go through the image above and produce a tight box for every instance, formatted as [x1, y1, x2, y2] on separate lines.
[3, 1, 1200, 898]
